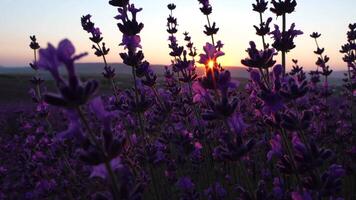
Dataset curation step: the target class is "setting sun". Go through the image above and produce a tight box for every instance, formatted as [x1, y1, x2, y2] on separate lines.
[207, 60, 215, 69]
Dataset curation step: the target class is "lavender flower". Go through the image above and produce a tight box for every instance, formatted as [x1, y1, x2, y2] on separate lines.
[270, 0, 297, 16]
[37, 39, 97, 108]
[241, 41, 277, 69]
[269, 23, 303, 52]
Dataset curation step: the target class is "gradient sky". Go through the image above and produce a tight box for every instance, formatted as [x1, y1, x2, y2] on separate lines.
[0, 0, 355, 70]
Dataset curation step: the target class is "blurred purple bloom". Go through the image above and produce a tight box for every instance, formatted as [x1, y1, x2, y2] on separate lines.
[267, 134, 283, 160]
[204, 182, 227, 200]
[291, 191, 312, 200]
[260, 90, 284, 114]
[120, 35, 142, 51]
[199, 42, 225, 66]
[37, 43, 61, 81]
[198, 0, 212, 15]
[90, 157, 122, 179]
[56, 110, 83, 141]
[228, 112, 246, 135]
[176, 177, 195, 191]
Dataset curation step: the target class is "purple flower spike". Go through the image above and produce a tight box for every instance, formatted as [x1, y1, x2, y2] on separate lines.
[38, 43, 61, 81]
[241, 41, 277, 69]
[267, 134, 283, 160]
[120, 35, 142, 51]
[199, 42, 225, 66]
[109, 0, 129, 7]
[253, 0, 268, 13]
[269, 23, 303, 52]
[270, 0, 297, 16]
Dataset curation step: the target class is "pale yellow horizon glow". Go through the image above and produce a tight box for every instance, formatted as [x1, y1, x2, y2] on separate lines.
[0, 0, 355, 71]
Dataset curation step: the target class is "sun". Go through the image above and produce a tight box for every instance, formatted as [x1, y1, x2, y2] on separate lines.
[207, 60, 215, 69]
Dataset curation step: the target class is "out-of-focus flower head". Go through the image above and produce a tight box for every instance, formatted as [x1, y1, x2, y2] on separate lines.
[167, 3, 176, 10]
[267, 133, 283, 160]
[102, 65, 116, 79]
[254, 17, 273, 37]
[310, 32, 321, 39]
[241, 41, 277, 69]
[199, 42, 224, 66]
[176, 177, 199, 199]
[204, 22, 219, 36]
[109, 0, 129, 7]
[204, 182, 227, 200]
[347, 23, 356, 41]
[252, 0, 269, 13]
[270, 0, 297, 16]
[81, 15, 103, 44]
[37, 39, 98, 108]
[115, 4, 144, 36]
[198, 0, 212, 15]
[269, 23, 303, 52]
[81, 15, 94, 33]
[291, 191, 312, 200]
[120, 35, 142, 52]
[29, 35, 40, 50]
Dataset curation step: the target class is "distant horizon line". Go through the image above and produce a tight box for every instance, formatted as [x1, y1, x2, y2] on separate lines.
[0, 62, 348, 72]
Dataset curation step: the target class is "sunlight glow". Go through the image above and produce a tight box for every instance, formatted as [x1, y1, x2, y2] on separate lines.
[207, 60, 215, 69]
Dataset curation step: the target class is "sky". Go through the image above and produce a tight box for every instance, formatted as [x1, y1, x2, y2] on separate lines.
[0, 0, 355, 70]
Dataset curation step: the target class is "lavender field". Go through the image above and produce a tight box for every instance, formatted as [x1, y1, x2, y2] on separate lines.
[0, 0, 355, 199]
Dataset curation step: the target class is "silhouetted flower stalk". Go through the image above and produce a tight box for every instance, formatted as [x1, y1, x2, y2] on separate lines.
[29, 35, 43, 100]
[110, 1, 150, 136]
[198, 0, 219, 45]
[310, 32, 332, 104]
[270, 0, 298, 76]
[252, 0, 271, 49]
[166, 3, 184, 87]
[81, 14, 120, 103]
[251, 1, 274, 87]
[340, 23, 356, 128]
[166, 3, 204, 134]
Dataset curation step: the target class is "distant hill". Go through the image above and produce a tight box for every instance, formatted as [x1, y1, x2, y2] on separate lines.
[0, 63, 250, 78]
[0, 62, 348, 85]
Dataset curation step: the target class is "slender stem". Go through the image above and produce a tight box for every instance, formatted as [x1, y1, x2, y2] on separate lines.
[282, 14, 286, 76]
[96, 43, 108, 67]
[95, 42, 121, 104]
[239, 162, 256, 200]
[259, 13, 267, 50]
[76, 107, 121, 198]
[33, 49, 37, 65]
[131, 67, 145, 136]
[149, 165, 161, 200]
[280, 128, 302, 185]
[206, 15, 215, 46]
[33, 49, 42, 100]
[152, 86, 165, 111]
[347, 64, 353, 126]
